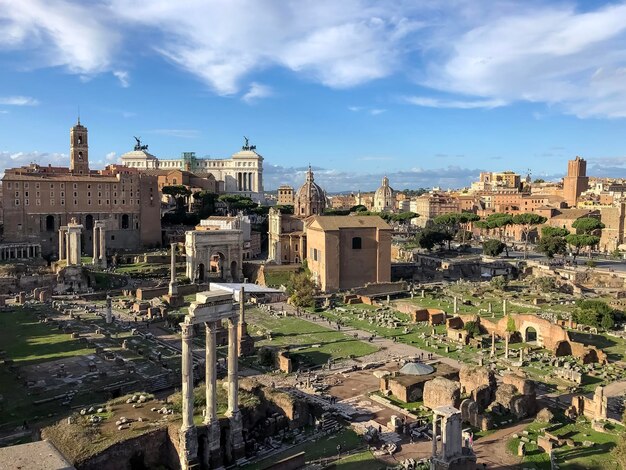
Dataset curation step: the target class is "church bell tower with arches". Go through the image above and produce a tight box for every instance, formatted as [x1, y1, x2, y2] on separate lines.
[70, 118, 89, 174]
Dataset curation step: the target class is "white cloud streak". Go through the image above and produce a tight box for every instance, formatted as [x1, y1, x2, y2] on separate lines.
[0, 96, 39, 106]
[403, 96, 507, 109]
[113, 70, 130, 87]
[242, 82, 272, 103]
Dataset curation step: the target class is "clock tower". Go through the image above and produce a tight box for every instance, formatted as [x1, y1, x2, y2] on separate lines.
[70, 119, 89, 174]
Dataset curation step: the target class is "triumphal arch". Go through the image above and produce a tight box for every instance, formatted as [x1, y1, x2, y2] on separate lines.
[185, 229, 244, 283]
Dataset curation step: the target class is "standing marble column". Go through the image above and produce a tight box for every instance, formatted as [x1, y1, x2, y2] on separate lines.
[179, 322, 198, 469]
[105, 296, 112, 324]
[226, 317, 244, 456]
[453, 296, 458, 314]
[432, 414, 438, 456]
[92, 227, 99, 265]
[99, 226, 107, 268]
[169, 243, 178, 295]
[503, 298, 508, 317]
[59, 230, 66, 260]
[505, 333, 510, 359]
[490, 332, 496, 358]
[204, 321, 221, 461]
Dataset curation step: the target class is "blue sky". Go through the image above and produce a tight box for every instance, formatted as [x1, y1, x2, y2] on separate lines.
[1, 0, 626, 192]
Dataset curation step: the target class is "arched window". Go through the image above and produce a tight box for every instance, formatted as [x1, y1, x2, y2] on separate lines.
[45, 215, 55, 232]
[85, 214, 94, 230]
[352, 237, 362, 249]
[121, 214, 129, 229]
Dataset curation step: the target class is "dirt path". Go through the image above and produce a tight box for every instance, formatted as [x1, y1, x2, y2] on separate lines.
[471, 419, 530, 469]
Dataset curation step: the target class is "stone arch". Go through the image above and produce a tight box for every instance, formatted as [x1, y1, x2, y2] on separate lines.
[581, 348, 599, 364]
[121, 214, 129, 229]
[197, 263, 205, 282]
[85, 214, 94, 231]
[210, 252, 226, 275]
[554, 340, 573, 357]
[524, 326, 538, 343]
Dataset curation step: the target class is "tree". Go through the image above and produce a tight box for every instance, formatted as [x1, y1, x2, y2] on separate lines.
[463, 321, 481, 337]
[218, 194, 257, 215]
[491, 275, 509, 291]
[573, 299, 621, 328]
[541, 226, 570, 238]
[192, 190, 218, 219]
[537, 226, 569, 258]
[286, 271, 316, 308]
[486, 213, 514, 241]
[530, 276, 557, 292]
[569, 217, 604, 259]
[349, 204, 368, 213]
[483, 239, 506, 257]
[566, 234, 600, 261]
[572, 217, 605, 235]
[506, 314, 516, 332]
[163, 185, 192, 214]
[533, 178, 545, 183]
[512, 213, 547, 259]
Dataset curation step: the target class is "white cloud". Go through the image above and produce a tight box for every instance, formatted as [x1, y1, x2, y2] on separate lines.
[369, 108, 386, 115]
[242, 82, 272, 103]
[110, 0, 422, 95]
[0, 0, 120, 75]
[0, 151, 67, 172]
[113, 70, 130, 87]
[348, 105, 387, 115]
[0, 96, 39, 106]
[424, 2, 626, 118]
[403, 96, 507, 109]
[105, 151, 117, 161]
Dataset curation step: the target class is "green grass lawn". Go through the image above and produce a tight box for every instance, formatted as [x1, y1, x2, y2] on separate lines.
[247, 308, 378, 366]
[263, 270, 294, 287]
[0, 306, 93, 364]
[335, 449, 382, 469]
[507, 419, 623, 470]
[243, 428, 364, 470]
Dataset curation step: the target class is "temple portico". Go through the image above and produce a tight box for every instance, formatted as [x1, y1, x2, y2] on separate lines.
[179, 291, 245, 469]
[92, 221, 107, 268]
[59, 218, 83, 266]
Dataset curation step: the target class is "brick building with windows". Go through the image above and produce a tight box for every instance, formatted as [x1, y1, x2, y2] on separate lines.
[1, 120, 161, 259]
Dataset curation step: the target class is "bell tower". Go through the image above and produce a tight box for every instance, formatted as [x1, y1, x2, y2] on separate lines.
[70, 118, 89, 174]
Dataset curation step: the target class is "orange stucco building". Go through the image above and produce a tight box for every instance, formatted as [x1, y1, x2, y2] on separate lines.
[305, 215, 392, 292]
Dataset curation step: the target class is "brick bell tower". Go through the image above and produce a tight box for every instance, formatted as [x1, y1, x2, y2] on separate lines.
[70, 118, 89, 174]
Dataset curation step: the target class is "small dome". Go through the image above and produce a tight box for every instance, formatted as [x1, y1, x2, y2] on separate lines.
[399, 362, 434, 376]
[294, 165, 326, 217]
[374, 176, 394, 212]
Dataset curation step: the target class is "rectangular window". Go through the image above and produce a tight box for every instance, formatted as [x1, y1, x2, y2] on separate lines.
[60, 183, 65, 189]
[51, 199, 55, 206]
[60, 199, 65, 205]
[25, 199, 29, 206]
[73, 183, 77, 189]
[7, 182, 11, 189]
[35, 183, 40, 189]
[313, 248, 318, 261]
[24, 191, 28, 197]
[36, 199, 40, 206]
[50, 191, 54, 197]
[24, 183, 29, 189]
[50, 183, 54, 189]
[15, 199, 19, 206]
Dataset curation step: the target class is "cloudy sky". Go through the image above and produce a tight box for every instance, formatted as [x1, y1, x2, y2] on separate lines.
[1, 0, 626, 191]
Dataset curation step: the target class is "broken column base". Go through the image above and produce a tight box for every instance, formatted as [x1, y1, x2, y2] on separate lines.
[226, 411, 245, 462]
[164, 294, 185, 308]
[178, 426, 199, 470]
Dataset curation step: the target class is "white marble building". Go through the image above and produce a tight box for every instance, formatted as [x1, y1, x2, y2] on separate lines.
[121, 139, 264, 201]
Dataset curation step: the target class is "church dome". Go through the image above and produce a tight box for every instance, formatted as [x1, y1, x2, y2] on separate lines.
[374, 176, 395, 212]
[294, 166, 326, 217]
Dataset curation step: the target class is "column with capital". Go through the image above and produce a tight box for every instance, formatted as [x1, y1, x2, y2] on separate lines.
[204, 321, 221, 464]
[59, 229, 66, 260]
[226, 317, 244, 458]
[179, 322, 198, 469]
